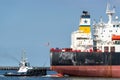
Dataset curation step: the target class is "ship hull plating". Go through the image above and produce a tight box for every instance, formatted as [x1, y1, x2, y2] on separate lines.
[51, 66, 120, 77]
[50, 52, 120, 77]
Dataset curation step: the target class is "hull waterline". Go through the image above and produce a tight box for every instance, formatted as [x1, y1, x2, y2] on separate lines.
[51, 66, 120, 78]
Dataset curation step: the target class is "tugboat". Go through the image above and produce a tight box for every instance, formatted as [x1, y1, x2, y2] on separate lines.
[50, 3, 120, 77]
[4, 50, 46, 76]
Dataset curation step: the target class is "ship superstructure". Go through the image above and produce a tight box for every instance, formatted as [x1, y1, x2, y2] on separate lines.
[71, 3, 120, 53]
[50, 3, 120, 77]
[71, 11, 93, 52]
[93, 3, 120, 52]
[18, 50, 33, 73]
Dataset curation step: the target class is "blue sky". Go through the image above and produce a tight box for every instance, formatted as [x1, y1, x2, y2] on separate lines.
[0, 0, 120, 67]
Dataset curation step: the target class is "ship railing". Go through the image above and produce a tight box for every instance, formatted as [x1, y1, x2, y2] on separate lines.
[50, 47, 104, 53]
[50, 48, 81, 52]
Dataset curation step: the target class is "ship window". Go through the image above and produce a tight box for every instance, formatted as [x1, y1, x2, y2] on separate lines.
[110, 46, 115, 52]
[117, 25, 119, 27]
[104, 46, 109, 52]
[113, 25, 115, 27]
[115, 41, 120, 44]
[109, 30, 112, 32]
[76, 37, 88, 40]
[93, 47, 97, 52]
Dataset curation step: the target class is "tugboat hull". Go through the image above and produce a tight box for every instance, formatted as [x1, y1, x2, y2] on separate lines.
[4, 69, 47, 76]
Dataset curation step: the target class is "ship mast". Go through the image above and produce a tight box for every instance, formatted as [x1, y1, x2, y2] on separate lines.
[21, 49, 27, 63]
[106, 3, 115, 24]
[18, 49, 32, 73]
[19, 49, 30, 68]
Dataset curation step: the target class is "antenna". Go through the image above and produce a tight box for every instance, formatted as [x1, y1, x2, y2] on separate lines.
[21, 49, 27, 62]
[100, 16, 103, 23]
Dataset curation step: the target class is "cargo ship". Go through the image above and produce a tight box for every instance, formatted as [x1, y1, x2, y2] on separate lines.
[50, 3, 120, 77]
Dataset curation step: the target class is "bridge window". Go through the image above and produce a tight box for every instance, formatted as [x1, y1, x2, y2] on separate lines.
[115, 40, 120, 45]
[117, 25, 119, 27]
[109, 30, 112, 32]
[76, 37, 88, 40]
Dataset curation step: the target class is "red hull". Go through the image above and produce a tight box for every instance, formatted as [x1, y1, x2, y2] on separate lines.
[51, 66, 120, 78]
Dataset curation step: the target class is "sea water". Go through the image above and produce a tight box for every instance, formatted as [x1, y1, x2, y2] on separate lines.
[0, 70, 119, 80]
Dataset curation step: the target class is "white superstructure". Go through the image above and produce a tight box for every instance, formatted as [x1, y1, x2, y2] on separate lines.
[71, 3, 120, 52]
[71, 11, 93, 52]
[18, 50, 33, 73]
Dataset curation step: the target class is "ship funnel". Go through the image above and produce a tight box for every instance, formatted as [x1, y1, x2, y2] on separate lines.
[83, 11, 88, 15]
[79, 11, 91, 33]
